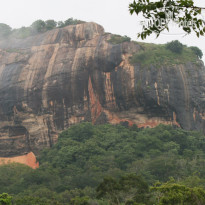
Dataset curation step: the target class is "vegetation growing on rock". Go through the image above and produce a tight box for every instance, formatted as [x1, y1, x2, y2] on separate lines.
[190, 46, 203, 59]
[107, 34, 131, 44]
[166, 40, 183, 54]
[0, 18, 85, 39]
[0, 23, 12, 38]
[130, 41, 202, 67]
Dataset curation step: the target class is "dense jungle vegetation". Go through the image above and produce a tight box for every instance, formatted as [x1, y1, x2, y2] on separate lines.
[1, 123, 205, 204]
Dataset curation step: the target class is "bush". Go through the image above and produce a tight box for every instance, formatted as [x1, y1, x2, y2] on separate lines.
[0, 23, 12, 38]
[45, 20, 57, 30]
[57, 18, 85, 28]
[190, 46, 203, 59]
[130, 43, 198, 67]
[13, 196, 53, 205]
[11, 27, 31, 39]
[31, 20, 46, 33]
[108, 34, 131, 44]
[166, 40, 184, 54]
[0, 18, 85, 39]
[63, 18, 85, 26]
[0, 193, 12, 205]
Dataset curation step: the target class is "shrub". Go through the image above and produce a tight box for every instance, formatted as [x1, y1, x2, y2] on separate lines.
[11, 27, 31, 39]
[166, 40, 184, 54]
[31, 20, 46, 33]
[0, 18, 85, 39]
[130, 43, 198, 67]
[190, 46, 203, 59]
[63, 18, 85, 26]
[0, 193, 12, 205]
[45, 20, 57, 30]
[108, 34, 131, 44]
[0, 23, 12, 38]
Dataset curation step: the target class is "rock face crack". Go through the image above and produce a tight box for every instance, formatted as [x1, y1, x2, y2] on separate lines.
[0, 22, 204, 157]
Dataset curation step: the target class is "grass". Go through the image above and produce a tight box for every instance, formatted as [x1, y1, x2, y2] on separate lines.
[107, 34, 131, 44]
[130, 42, 199, 67]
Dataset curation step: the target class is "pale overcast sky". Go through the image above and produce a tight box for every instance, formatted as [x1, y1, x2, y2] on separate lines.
[0, 0, 205, 61]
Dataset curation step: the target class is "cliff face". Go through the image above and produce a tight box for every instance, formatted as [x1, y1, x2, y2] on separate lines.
[0, 22, 204, 157]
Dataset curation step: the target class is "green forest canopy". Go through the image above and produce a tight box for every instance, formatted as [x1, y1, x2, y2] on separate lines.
[1, 123, 205, 204]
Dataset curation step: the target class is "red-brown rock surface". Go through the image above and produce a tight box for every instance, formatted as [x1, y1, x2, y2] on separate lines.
[0, 22, 204, 157]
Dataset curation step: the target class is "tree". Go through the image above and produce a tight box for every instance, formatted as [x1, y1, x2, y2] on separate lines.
[70, 196, 90, 205]
[96, 174, 151, 205]
[64, 18, 84, 26]
[152, 180, 205, 205]
[96, 177, 120, 204]
[108, 35, 131, 44]
[129, 0, 205, 39]
[190, 46, 203, 59]
[14, 196, 53, 205]
[64, 18, 77, 26]
[57, 21, 65, 28]
[45, 20, 57, 30]
[166, 40, 184, 54]
[0, 163, 32, 194]
[11, 27, 31, 39]
[0, 23, 12, 38]
[31, 20, 46, 33]
[0, 193, 12, 205]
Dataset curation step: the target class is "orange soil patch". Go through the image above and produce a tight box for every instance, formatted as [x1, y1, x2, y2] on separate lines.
[0, 152, 39, 169]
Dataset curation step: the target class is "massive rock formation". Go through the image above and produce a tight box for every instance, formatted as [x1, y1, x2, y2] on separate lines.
[0, 22, 204, 157]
